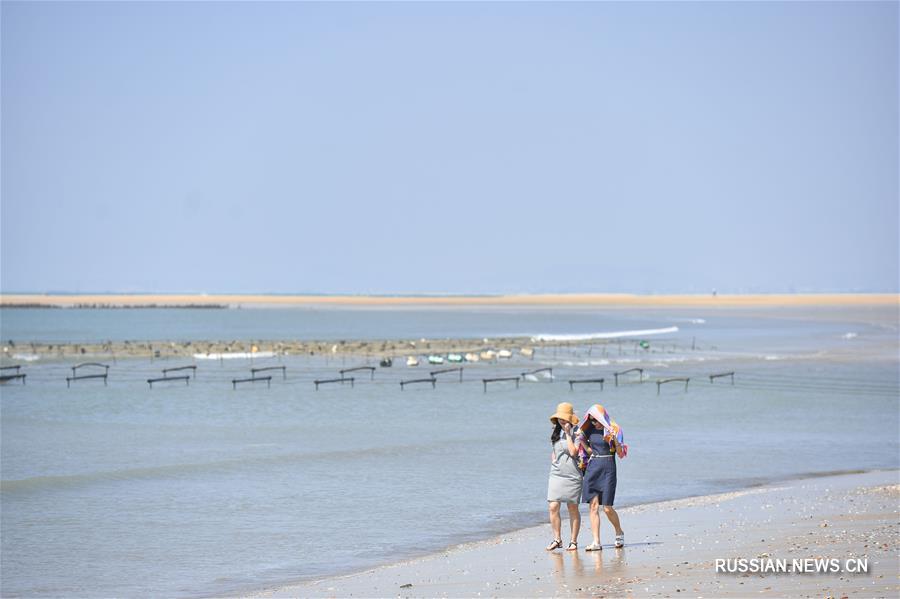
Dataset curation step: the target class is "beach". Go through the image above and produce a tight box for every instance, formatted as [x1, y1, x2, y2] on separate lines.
[1, 303, 897, 596]
[250, 470, 899, 598]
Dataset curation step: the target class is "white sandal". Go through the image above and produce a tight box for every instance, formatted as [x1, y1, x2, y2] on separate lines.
[615, 533, 624, 548]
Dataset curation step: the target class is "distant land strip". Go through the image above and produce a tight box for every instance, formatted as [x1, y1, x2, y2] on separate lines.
[0, 293, 897, 308]
[1, 302, 227, 310]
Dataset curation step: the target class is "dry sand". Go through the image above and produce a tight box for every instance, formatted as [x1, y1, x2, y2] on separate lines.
[246, 470, 899, 598]
[1, 293, 897, 309]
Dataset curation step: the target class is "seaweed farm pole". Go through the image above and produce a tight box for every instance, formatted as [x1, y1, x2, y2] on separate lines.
[430, 367, 463, 382]
[400, 377, 437, 390]
[315, 377, 355, 390]
[613, 368, 644, 386]
[482, 377, 520, 393]
[568, 378, 605, 391]
[656, 377, 690, 395]
[709, 372, 735, 385]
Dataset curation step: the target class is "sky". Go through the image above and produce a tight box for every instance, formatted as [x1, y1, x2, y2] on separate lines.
[1, 1, 897, 295]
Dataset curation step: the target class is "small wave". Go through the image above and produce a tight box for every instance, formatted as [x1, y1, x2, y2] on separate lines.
[670, 318, 706, 324]
[531, 326, 679, 342]
[0, 439, 480, 495]
[842, 332, 858, 340]
[11, 353, 40, 361]
[193, 351, 277, 360]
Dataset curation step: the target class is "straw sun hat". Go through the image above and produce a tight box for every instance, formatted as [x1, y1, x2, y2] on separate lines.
[549, 402, 579, 426]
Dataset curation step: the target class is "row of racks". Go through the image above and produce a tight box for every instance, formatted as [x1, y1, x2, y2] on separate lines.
[1, 363, 736, 394]
[391, 367, 734, 394]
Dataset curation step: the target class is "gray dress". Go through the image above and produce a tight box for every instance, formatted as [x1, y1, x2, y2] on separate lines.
[547, 432, 583, 503]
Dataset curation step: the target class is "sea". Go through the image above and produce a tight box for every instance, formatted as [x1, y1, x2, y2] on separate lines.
[1, 304, 898, 597]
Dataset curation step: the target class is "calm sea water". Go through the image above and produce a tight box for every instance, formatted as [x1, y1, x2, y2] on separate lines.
[1, 306, 898, 597]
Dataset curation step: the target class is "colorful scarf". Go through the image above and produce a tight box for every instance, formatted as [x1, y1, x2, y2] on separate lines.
[578, 404, 628, 460]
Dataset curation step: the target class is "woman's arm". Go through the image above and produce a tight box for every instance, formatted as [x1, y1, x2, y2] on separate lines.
[565, 431, 578, 457]
[579, 425, 593, 454]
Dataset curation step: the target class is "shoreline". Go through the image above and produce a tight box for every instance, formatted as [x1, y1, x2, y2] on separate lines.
[1, 292, 898, 309]
[241, 469, 899, 598]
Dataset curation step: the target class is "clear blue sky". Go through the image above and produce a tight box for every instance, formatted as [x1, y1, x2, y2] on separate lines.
[2, 1, 897, 294]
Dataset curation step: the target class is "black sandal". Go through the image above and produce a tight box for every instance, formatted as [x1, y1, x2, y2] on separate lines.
[546, 538, 562, 551]
[566, 541, 578, 551]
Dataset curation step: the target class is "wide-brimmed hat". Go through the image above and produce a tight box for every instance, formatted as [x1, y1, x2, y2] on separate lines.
[550, 402, 579, 426]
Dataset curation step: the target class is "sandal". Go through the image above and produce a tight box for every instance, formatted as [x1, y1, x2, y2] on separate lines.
[566, 541, 578, 551]
[584, 542, 602, 551]
[615, 533, 624, 548]
[546, 538, 562, 551]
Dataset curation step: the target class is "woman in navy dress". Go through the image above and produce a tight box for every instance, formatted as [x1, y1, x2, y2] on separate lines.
[581, 410, 625, 551]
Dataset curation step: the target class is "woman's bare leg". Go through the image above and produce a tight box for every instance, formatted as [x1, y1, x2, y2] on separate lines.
[589, 496, 601, 545]
[566, 502, 581, 545]
[602, 505, 624, 536]
[548, 501, 562, 545]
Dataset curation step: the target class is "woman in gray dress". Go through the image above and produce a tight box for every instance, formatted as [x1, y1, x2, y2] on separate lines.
[546, 402, 583, 551]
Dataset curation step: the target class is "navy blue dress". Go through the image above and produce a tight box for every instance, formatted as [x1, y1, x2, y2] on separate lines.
[581, 424, 617, 506]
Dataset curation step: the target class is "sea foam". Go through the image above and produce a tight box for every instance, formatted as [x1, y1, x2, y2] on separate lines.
[530, 326, 679, 342]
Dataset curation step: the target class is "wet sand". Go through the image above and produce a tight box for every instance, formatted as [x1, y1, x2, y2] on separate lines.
[1, 292, 897, 308]
[246, 470, 899, 598]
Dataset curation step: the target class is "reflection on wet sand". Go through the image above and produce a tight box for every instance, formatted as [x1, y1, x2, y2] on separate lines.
[549, 547, 626, 589]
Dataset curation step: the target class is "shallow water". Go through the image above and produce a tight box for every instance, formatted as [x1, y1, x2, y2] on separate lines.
[1, 306, 897, 596]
